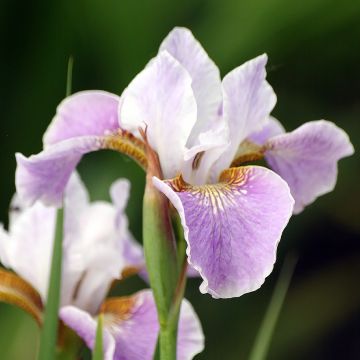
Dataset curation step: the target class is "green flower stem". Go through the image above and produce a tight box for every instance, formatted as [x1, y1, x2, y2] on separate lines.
[92, 314, 104, 360]
[159, 320, 179, 360]
[143, 182, 178, 323]
[159, 258, 188, 360]
[173, 213, 187, 273]
[142, 131, 181, 360]
[38, 208, 64, 360]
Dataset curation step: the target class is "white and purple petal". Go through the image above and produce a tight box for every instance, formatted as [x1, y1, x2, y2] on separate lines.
[159, 27, 222, 144]
[110, 179, 145, 272]
[15, 136, 107, 207]
[248, 116, 285, 145]
[119, 51, 197, 179]
[0, 197, 55, 300]
[17, 91, 121, 207]
[60, 306, 116, 360]
[182, 120, 229, 185]
[61, 290, 204, 360]
[43, 91, 120, 146]
[154, 166, 294, 298]
[264, 120, 354, 213]
[214, 54, 277, 175]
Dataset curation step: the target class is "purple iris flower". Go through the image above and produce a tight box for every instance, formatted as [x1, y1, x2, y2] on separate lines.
[15, 27, 353, 299]
[0, 173, 204, 359]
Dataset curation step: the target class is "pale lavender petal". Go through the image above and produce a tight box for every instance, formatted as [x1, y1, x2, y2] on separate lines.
[110, 179, 144, 271]
[159, 27, 222, 144]
[43, 91, 120, 146]
[62, 291, 203, 360]
[182, 119, 229, 185]
[109, 290, 203, 360]
[15, 136, 105, 206]
[214, 54, 277, 175]
[265, 120, 354, 213]
[248, 116, 285, 145]
[63, 172, 90, 240]
[60, 306, 115, 360]
[109, 290, 159, 360]
[154, 166, 294, 298]
[61, 176, 142, 313]
[119, 51, 197, 178]
[186, 264, 201, 278]
[110, 179, 131, 214]
[0, 200, 55, 300]
[178, 298, 205, 359]
[0, 224, 11, 267]
[63, 201, 123, 313]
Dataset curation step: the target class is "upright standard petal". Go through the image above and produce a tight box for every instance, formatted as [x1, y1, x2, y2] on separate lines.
[110, 179, 144, 274]
[43, 91, 120, 146]
[159, 27, 222, 143]
[65, 202, 123, 313]
[61, 290, 204, 360]
[182, 120, 229, 185]
[214, 54, 277, 174]
[154, 166, 294, 298]
[120, 51, 197, 178]
[264, 120, 354, 213]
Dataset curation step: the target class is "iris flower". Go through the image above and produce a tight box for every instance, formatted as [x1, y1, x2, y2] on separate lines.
[0, 173, 204, 359]
[15, 27, 353, 299]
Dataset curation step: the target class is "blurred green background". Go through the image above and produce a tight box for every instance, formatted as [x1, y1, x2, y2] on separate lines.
[1, 0, 359, 359]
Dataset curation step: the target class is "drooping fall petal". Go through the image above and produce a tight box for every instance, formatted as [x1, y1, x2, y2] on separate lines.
[15, 137, 108, 207]
[248, 116, 285, 145]
[153, 166, 294, 298]
[264, 120, 354, 213]
[16, 91, 146, 207]
[43, 91, 120, 146]
[60, 306, 115, 360]
[60, 290, 204, 360]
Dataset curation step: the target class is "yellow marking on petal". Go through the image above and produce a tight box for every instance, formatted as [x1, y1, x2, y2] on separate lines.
[100, 295, 136, 328]
[231, 140, 264, 167]
[104, 129, 148, 170]
[120, 266, 142, 279]
[166, 168, 253, 215]
[0, 268, 43, 325]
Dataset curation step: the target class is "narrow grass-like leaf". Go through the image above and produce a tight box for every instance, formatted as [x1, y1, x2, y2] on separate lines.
[66, 56, 74, 97]
[37, 207, 64, 360]
[249, 253, 298, 360]
[92, 314, 104, 360]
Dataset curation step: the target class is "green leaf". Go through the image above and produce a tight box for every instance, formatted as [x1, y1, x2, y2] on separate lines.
[66, 56, 74, 97]
[92, 314, 104, 360]
[249, 253, 298, 360]
[37, 208, 64, 360]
